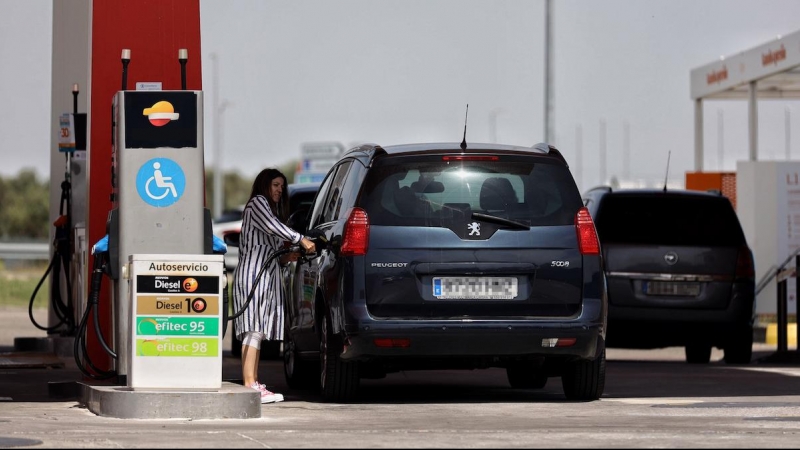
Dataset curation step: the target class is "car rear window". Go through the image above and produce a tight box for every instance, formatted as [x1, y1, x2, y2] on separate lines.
[594, 194, 746, 246]
[358, 155, 582, 227]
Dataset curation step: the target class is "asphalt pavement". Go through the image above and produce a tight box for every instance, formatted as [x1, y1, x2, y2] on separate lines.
[4, 305, 800, 448]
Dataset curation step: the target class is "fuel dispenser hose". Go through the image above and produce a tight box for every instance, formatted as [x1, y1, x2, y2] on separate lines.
[27, 182, 78, 334]
[73, 252, 117, 380]
[226, 233, 326, 334]
[71, 233, 324, 379]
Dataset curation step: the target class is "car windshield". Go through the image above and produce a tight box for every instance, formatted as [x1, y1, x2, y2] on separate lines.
[594, 194, 746, 246]
[358, 155, 582, 227]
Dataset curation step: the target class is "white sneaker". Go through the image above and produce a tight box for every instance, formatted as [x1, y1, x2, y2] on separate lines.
[249, 382, 284, 404]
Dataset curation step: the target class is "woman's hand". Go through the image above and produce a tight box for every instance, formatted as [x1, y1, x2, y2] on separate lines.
[300, 236, 316, 255]
[280, 252, 301, 265]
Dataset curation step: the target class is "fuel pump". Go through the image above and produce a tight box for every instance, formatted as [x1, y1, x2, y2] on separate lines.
[100, 48, 218, 388]
[29, 84, 88, 338]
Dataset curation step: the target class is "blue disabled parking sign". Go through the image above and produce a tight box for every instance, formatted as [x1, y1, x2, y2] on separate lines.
[136, 158, 186, 207]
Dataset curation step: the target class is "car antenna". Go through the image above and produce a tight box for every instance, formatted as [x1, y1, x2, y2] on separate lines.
[460, 104, 469, 150]
[663, 150, 671, 192]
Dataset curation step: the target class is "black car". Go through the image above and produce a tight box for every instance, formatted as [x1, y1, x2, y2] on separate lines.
[226, 181, 321, 358]
[582, 187, 755, 364]
[282, 142, 608, 402]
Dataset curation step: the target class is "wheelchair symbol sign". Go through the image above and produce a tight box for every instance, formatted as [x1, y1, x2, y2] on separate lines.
[136, 158, 186, 207]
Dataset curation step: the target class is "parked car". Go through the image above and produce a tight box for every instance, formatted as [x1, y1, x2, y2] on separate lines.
[282, 142, 608, 402]
[223, 181, 321, 358]
[582, 187, 755, 364]
[212, 205, 245, 271]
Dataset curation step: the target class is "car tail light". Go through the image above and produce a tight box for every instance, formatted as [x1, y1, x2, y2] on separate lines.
[736, 245, 755, 279]
[341, 207, 369, 256]
[442, 155, 499, 161]
[575, 207, 600, 255]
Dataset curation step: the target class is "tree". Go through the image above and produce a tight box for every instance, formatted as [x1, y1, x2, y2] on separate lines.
[204, 162, 297, 218]
[0, 170, 50, 240]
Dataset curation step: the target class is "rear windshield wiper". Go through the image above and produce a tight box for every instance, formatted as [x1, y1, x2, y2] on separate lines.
[471, 212, 530, 230]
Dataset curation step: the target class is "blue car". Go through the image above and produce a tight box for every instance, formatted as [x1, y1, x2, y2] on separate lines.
[282, 142, 608, 402]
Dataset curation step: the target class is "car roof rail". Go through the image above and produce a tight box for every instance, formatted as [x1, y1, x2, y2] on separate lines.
[531, 142, 567, 165]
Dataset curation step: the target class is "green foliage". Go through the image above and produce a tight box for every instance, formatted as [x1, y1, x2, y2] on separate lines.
[204, 163, 297, 215]
[0, 267, 50, 308]
[0, 164, 298, 241]
[0, 169, 50, 240]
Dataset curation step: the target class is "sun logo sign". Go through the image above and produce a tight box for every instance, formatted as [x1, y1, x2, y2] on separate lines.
[142, 101, 180, 127]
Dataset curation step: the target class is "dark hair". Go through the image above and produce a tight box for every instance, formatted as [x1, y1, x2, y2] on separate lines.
[249, 168, 290, 221]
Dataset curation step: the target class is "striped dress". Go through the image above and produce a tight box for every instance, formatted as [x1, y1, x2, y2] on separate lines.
[232, 195, 302, 341]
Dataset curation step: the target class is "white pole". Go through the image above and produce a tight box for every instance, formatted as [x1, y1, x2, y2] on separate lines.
[694, 99, 704, 171]
[786, 106, 792, 160]
[623, 120, 630, 181]
[748, 81, 758, 161]
[489, 108, 504, 144]
[211, 53, 223, 219]
[599, 119, 607, 185]
[576, 124, 583, 192]
[717, 108, 724, 170]
[544, 0, 554, 143]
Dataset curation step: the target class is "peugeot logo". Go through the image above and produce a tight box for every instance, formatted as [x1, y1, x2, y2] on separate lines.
[664, 251, 678, 265]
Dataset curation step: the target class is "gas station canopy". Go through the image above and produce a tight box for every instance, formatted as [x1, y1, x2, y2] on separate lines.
[690, 29, 800, 170]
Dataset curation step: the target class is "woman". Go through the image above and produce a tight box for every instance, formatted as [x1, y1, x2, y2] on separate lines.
[233, 168, 315, 404]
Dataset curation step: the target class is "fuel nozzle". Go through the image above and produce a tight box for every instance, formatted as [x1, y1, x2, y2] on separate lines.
[306, 229, 329, 253]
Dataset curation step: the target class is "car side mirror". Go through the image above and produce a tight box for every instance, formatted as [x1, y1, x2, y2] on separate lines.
[223, 231, 240, 248]
[287, 207, 310, 234]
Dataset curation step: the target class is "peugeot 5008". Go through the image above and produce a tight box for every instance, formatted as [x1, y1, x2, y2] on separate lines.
[283, 142, 608, 402]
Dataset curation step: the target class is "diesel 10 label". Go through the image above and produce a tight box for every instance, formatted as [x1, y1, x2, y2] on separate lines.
[135, 296, 219, 315]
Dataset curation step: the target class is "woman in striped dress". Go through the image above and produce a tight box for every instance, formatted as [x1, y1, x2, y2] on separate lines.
[233, 168, 315, 404]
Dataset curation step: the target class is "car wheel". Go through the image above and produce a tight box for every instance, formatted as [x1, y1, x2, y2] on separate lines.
[561, 349, 605, 401]
[319, 311, 359, 402]
[724, 327, 753, 364]
[685, 343, 712, 364]
[506, 362, 548, 389]
[284, 332, 318, 389]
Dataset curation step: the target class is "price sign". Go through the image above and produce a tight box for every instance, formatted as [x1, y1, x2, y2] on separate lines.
[58, 113, 76, 153]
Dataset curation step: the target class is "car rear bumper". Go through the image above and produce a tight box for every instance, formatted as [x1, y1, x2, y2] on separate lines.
[606, 292, 754, 348]
[608, 293, 754, 325]
[339, 298, 605, 361]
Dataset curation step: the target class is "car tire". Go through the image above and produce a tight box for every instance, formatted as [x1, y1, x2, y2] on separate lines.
[685, 343, 712, 364]
[506, 362, 548, 389]
[561, 349, 606, 401]
[319, 311, 359, 402]
[284, 331, 318, 389]
[723, 327, 753, 364]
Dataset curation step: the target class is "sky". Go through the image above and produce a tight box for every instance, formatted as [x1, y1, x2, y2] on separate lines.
[2, 0, 800, 193]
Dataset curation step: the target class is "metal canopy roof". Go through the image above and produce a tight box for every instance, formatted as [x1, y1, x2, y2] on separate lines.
[691, 29, 800, 171]
[691, 29, 800, 100]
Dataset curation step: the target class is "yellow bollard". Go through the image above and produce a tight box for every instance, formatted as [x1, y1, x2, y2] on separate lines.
[766, 323, 798, 346]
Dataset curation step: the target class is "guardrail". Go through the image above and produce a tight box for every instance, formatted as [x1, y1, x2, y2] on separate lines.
[0, 242, 50, 261]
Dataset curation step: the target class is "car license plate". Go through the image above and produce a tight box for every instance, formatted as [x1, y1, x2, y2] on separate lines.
[432, 277, 518, 300]
[643, 281, 700, 297]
